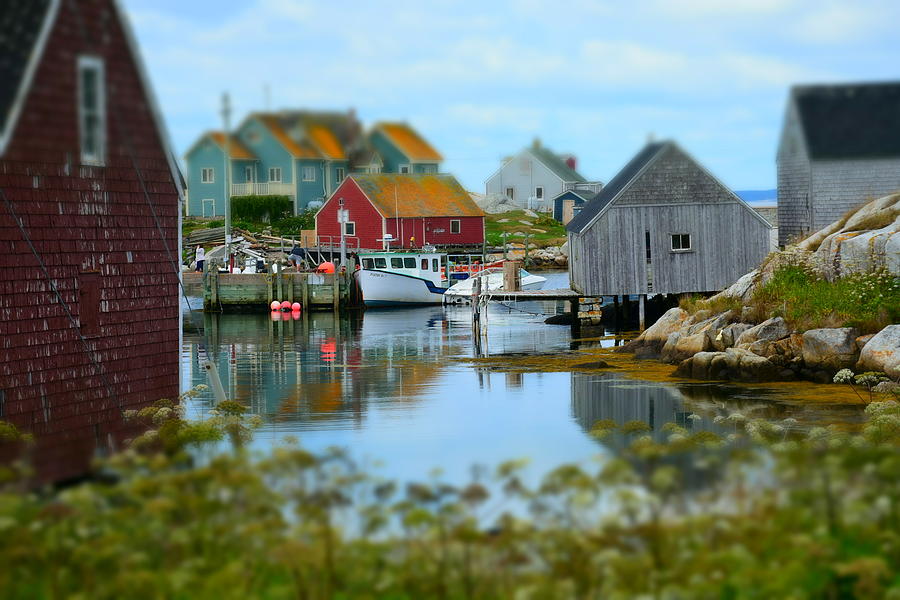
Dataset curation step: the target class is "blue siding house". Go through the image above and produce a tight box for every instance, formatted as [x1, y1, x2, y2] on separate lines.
[185, 112, 442, 217]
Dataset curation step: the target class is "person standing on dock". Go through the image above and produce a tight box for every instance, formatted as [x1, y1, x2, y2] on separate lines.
[195, 246, 206, 272]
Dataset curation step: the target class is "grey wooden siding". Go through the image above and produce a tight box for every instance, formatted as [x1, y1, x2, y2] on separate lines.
[569, 145, 771, 296]
[777, 97, 900, 246]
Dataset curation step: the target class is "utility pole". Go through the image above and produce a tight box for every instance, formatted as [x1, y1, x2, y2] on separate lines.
[221, 92, 232, 271]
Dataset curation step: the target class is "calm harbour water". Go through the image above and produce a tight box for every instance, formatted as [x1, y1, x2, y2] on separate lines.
[181, 272, 864, 485]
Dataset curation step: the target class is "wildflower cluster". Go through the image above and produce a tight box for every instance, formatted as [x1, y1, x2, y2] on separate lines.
[0, 399, 899, 598]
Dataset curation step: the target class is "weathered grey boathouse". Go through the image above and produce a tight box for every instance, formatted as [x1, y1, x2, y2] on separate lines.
[777, 82, 900, 246]
[566, 141, 772, 301]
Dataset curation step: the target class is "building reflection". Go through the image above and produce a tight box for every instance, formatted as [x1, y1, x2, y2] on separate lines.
[186, 307, 462, 428]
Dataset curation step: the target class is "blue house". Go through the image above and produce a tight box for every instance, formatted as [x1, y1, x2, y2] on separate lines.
[552, 187, 600, 224]
[185, 111, 443, 217]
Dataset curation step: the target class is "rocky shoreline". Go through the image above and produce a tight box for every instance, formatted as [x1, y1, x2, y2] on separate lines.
[619, 307, 898, 391]
[616, 193, 900, 392]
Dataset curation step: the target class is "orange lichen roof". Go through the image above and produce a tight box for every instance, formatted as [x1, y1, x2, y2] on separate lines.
[377, 123, 443, 162]
[208, 132, 256, 159]
[307, 124, 345, 159]
[352, 174, 483, 218]
[257, 114, 318, 158]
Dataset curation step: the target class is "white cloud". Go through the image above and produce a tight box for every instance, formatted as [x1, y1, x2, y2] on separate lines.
[795, 4, 876, 43]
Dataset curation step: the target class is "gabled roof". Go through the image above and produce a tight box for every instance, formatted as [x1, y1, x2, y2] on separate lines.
[375, 122, 443, 162]
[350, 174, 483, 218]
[567, 141, 770, 234]
[567, 142, 666, 233]
[246, 110, 361, 160]
[529, 144, 585, 182]
[792, 82, 900, 159]
[551, 188, 600, 202]
[209, 132, 256, 159]
[0, 0, 58, 155]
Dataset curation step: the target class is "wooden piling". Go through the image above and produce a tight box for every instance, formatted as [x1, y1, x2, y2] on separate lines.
[639, 294, 646, 331]
[332, 273, 339, 313]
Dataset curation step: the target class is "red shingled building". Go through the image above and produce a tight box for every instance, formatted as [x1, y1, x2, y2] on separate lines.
[316, 173, 485, 250]
[0, 0, 182, 482]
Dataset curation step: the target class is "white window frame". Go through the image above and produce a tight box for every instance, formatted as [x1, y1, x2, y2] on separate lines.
[302, 166, 316, 181]
[268, 167, 282, 183]
[450, 219, 461, 234]
[77, 56, 106, 166]
[535, 186, 543, 199]
[201, 168, 215, 183]
[343, 221, 355, 236]
[670, 233, 692, 252]
[201, 198, 216, 217]
[336, 167, 345, 183]
[399, 164, 410, 174]
[505, 187, 514, 201]
[245, 165, 255, 182]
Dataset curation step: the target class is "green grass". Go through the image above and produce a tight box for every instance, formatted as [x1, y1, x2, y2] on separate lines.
[484, 210, 567, 248]
[752, 266, 899, 333]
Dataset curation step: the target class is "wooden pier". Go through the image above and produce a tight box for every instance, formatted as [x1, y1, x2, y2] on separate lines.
[183, 269, 355, 313]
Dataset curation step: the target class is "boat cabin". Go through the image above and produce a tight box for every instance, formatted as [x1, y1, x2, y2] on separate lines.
[358, 251, 445, 286]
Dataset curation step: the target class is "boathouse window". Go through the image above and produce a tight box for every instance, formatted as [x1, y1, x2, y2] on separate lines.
[362, 258, 374, 269]
[343, 221, 355, 236]
[535, 186, 543, 199]
[302, 166, 316, 181]
[403, 258, 416, 268]
[268, 167, 282, 182]
[432, 259, 439, 272]
[374, 258, 387, 269]
[201, 168, 214, 183]
[78, 56, 105, 165]
[505, 187, 514, 201]
[391, 258, 403, 268]
[671, 233, 692, 251]
[450, 220, 461, 234]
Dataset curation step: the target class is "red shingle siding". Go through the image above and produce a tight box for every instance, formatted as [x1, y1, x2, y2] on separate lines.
[316, 178, 384, 250]
[0, 0, 180, 483]
[391, 216, 484, 247]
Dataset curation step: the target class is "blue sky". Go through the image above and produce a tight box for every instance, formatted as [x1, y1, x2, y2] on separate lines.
[121, 0, 900, 192]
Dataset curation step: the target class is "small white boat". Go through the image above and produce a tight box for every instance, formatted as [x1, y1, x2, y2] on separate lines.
[442, 267, 546, 303]
[356, 251, 449, 307]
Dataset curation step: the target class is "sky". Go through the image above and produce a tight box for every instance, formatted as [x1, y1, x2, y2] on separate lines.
[121, 0, 900, 193]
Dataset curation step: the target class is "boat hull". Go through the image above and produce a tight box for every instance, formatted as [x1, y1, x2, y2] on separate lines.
[356, 269, 446, 307]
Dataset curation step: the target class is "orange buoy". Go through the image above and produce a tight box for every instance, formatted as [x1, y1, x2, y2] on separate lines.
[270, 301, 280, 311]
[317, 261, 335, 273]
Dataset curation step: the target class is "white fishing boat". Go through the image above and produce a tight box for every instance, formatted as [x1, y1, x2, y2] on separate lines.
[356, 250, 449, 307]
[442, 267, 546, 304]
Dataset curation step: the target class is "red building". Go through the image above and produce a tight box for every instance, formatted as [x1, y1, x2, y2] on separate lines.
[316, 173, 484, 250]
[0, 0, 182, 483]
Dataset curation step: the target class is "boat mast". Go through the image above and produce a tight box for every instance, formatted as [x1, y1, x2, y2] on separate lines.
[221, 92, 232, 270]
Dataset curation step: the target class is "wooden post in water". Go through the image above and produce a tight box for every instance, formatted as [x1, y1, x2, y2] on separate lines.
[301, 274, 309, 316]
[639, 294, 646, 331]
[502, 260, 521, 291]
[276, 264, 284, 301]
[209, 263, 219, 311]
[332, 273, 339, 313]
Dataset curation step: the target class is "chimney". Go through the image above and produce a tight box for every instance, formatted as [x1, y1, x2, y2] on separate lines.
[565, 156, 577, 170]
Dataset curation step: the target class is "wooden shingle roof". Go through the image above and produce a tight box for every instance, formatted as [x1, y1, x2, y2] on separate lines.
[351, 174, 482, 218]
[0, 0, 55, 154]
[209, 132, 256, 159]
[793, 82, 900, 159]
[376, 123, 443, 162]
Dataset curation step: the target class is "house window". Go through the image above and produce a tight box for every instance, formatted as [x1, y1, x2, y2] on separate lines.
[535, 186, 543, 199]
[268, 167, 282, 182]
[671, 233, 692, 251]
[245, 166, 255, 182]
[336, 167, 345, 183]
[201, 168, 215, 183]
[450, 220, 461, 234]
[302, 166, 316, 181]
[399, 164, 410, 174]
[343, 221, 355, 236]
[77, 56, 105, 165]
[505, 187, 514, 201]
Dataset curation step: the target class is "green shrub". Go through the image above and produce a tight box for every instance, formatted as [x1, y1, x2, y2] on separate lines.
[231, 195, 293, 223]
[273, 209, 316, 235]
